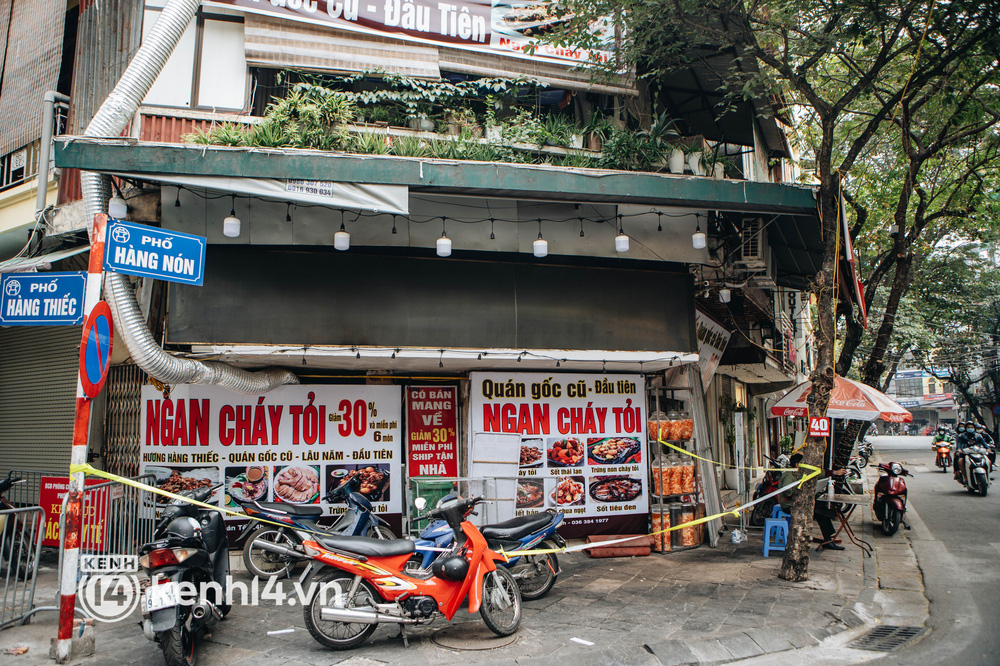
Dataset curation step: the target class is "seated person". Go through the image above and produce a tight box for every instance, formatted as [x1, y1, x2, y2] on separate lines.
[779, 453, 845, 551]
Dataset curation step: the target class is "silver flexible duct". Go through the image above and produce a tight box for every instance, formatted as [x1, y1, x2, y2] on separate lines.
[81, 0, 298, 393]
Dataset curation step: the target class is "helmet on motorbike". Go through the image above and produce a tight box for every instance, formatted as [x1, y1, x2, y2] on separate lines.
[165, 516, 201, 539]
[431, 554, 469, 582]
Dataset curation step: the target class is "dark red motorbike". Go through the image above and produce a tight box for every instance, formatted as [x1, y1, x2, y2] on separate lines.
[872, 462, 911, 536]
[749, 455, 788, 527]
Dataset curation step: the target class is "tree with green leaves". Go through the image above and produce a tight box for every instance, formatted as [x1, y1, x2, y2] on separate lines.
[540, 0, 1000, 580]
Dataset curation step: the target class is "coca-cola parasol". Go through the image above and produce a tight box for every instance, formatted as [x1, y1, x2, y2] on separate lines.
[769, 376, 913, 423]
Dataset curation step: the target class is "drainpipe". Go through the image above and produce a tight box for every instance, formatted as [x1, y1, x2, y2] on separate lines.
[35, 91, 70, 216]
[77, 0, 297, 394]
[57, 2, 297, 661]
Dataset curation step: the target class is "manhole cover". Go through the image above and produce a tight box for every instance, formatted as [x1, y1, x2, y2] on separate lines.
[431, 624, 518, 650]
[848, 625, 925, 652]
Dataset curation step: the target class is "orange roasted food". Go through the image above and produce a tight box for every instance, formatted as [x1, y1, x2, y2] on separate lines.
[547, 438, 584, 466]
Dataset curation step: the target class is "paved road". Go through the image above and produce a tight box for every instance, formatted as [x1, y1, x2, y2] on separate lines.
[867, 435, 999, 665]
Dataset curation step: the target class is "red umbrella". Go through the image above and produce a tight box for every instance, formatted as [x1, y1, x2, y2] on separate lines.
[770, 376, 913, 423]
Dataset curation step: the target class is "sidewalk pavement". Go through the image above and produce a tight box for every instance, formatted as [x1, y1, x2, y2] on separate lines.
[0, 477, 930, 665]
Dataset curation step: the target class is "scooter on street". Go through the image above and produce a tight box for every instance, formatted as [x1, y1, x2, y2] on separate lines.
[934, 441, 953, 472]
[138, 483, 229, 666]
[236, 473, 395, 579]
[957, 445, 992, 497]
[410, 506, 565, 599]
[749, 455, 789, 527]
[286, 495, 521, 651]
[872, 462, 911, 536]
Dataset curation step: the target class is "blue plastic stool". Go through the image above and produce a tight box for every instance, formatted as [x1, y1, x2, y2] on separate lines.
[771, 505, 791, 522]
[763, 517, 789, 557]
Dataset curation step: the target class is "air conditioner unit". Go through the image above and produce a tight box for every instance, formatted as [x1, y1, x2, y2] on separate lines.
[736, 218, 770, 271]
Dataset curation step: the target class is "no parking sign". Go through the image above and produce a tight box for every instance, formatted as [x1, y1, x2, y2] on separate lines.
[79, 301, 114, 398]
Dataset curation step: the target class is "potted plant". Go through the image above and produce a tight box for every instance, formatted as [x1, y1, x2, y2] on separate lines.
[684, 143, 705, 175]
[542, 114, 575, 147]
[583, 111, 612, 151]
[703, 148, 730, 179]
[667, 145, 686, 174]
[779, 435, 794, 455]
[444, 107, 479, 136]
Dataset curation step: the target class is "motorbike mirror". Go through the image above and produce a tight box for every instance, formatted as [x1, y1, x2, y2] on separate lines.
[12, 479, 25, 485]
[414, 497, 427, 511]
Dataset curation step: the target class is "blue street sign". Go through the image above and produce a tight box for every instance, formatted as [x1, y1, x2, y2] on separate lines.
[104, 219, 206, 286]
[0, 272, 87, 326]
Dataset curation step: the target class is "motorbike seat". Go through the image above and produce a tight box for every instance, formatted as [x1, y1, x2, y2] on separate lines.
[254, 501, 323, 517]
[481, 512, 553, 541]
[315, 534, 415, 558]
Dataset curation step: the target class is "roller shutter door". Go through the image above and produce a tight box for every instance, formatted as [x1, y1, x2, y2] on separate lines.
[0, 327, 78, 475]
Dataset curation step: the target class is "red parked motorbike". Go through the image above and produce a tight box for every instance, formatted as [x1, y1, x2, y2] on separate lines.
[872, 462, 911, 536]
[254, 495, 521, 651]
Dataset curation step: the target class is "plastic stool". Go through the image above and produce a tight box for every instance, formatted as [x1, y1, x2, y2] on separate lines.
[763, 517, 789, 557]
[771, 506, 791, 524]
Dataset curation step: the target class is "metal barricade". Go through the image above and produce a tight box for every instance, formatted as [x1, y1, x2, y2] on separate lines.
[56, 473, 158, 614]
[78, 474, 157, 556]
[409, 476, 520, 531]
[0, 506, 45, 629]
[5, 471, 47, 508]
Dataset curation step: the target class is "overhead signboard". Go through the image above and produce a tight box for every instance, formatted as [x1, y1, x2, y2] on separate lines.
[407, 386, 459, 478]
[215, 0, 614, 66]
[0, 272, 86, 326]
[896, 398, 921, 408]
[104, 219, 206, 286]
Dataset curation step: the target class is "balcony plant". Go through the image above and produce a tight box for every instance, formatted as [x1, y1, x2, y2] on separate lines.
[583, 110, 612, 151]
[541, 114, 577, 147]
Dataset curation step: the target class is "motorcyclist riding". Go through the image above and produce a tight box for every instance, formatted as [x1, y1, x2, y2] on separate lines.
[932, 426, 953, 449]
[953, 422, 973, 482]
[973, 423, 995, 466]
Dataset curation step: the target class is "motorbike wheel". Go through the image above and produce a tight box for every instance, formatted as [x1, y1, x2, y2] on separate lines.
[881, 506, 900, 536]
[304, 570, 378, 650]
[8, 533, 36, 581]
[365, 523, 396, 540]
[243, 527, 298, 579]
[479, 567, 522, 637]
[975, 472, 989, 497]
[159, 625, 197, 666]
[749, 499, 775, 528]
[511, 549, 558, 600]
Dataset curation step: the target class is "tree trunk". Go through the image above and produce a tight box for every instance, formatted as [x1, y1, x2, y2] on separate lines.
[781, 161, 839, 582]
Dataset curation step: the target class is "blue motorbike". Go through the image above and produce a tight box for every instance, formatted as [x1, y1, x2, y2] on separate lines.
[235, 474, 395, 579]
[410, 504, 565, 600]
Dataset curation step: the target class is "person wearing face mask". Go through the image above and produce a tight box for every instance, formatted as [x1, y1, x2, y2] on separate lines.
[972, 423, 995, 467]
[932, 426, 952, 450]
[953, 422, 972, 483]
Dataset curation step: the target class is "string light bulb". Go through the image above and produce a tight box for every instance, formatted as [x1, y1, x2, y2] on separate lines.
[223, 195, 241, 237]
[334, 215, 350, 250]
[489, 218, 495, 240]
[719, 288, 731, 303]
[533, 219, 548, 257]
[174, 189, 181, 208]
[108, 194, 127, 219]
[436, 231, 452, 257]
[692, 216, 707, 249]
[614, 216, 629, 253]
[286, 203, 292, 222]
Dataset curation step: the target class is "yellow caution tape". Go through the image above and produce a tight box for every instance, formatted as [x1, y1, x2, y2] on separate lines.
[656, 438, 788, 472]
[502, 463, 822, 558]
[69, 463, 334, 537]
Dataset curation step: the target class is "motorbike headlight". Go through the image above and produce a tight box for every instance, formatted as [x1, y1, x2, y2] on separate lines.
[890, 463, 903, 476]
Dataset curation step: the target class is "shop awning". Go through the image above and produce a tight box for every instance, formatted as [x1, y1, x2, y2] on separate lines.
[189, 345, 700, 373]
[108, 172, 409, 215]
[0, 245, 89, 273]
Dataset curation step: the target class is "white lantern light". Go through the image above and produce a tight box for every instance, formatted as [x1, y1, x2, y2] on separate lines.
[615, 233, 630, 253]
[692, 219, 706, 249]
[719, 288, 731, 303]
[533, 233, 548, 257]
[222, 213, 241, 238]
[108, 195, 127, 219]
[436, 232, 452, 257]
[334, 222, 350, 250]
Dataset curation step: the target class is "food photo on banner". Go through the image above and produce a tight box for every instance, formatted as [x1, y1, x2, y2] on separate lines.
[470, 372, 649, 538]
[138, 385, 403, 540]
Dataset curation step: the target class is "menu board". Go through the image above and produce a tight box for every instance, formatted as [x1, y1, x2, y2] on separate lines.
[139, 385, 402, 540]
[470, 373, 648, 538]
